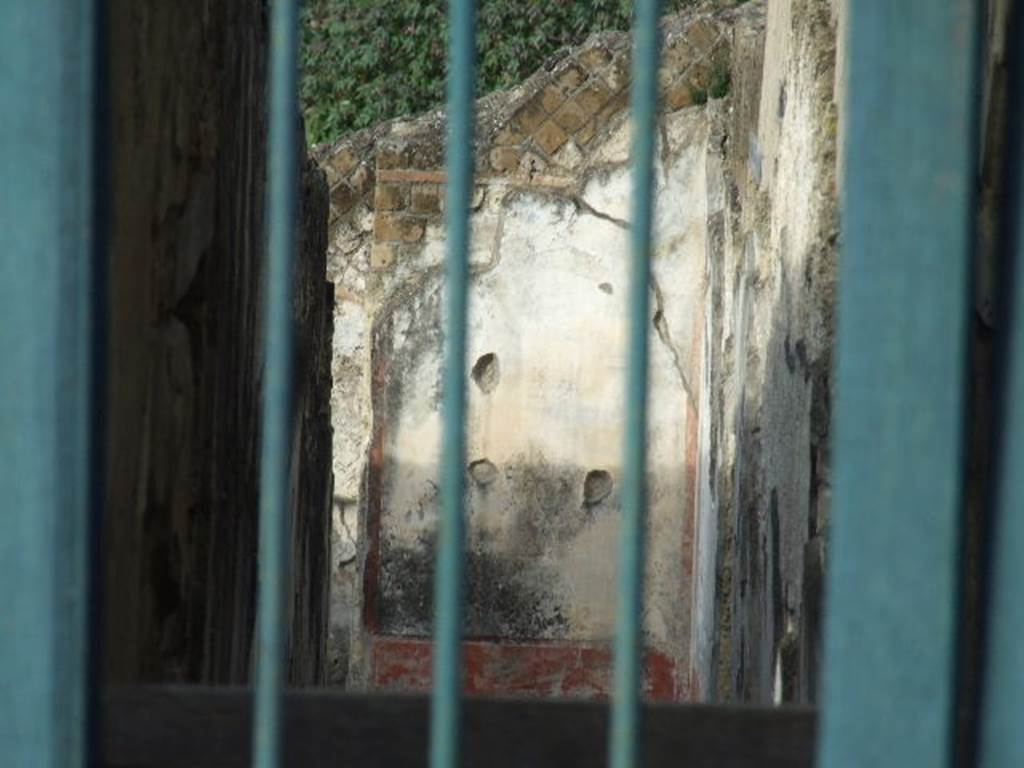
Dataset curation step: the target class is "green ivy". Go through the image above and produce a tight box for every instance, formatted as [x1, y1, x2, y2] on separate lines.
[300, 0, 697, 145]
[707, 59, 731, 99]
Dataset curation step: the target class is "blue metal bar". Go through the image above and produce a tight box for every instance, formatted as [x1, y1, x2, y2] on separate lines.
[979, 4, 1024, 765]
[818, 2, 981, 767]
[0, 1, 100, 766]
[430, 0, 477, 765]
[609, 1, 660, 767]
[253, 1, 300, 766]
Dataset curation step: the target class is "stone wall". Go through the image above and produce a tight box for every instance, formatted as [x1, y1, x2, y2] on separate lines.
[317, 0, 1020, 710]
[105, 0, 333, 684]
[320, 5, 753, 695]
[320, 0, 841, 703]
[690, 0, 840, 704]
[690, 0, 1016, 710]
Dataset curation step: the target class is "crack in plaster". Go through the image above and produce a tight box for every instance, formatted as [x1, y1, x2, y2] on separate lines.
[568, 194, 698, 411]
[652, 274, 698, 409]
[571, 196, 630, 229]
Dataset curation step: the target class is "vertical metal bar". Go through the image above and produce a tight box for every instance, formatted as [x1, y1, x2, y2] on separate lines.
[609, 1, 660, 767]
[979, 4, 1024, 765]
[429, 0, 476, 765]
[818, 2, 981, 767]
[0, 1, 100, 766]
[253, 1, 299, 766]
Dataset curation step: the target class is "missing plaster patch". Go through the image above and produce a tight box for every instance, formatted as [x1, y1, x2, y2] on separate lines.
[583, 469, 613, 505]
[471, 352, 500, 394]
[469, 459, 498, 487]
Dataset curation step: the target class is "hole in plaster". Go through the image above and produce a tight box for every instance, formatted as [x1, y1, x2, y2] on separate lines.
[469, 459, 498, 487]
[471, 352, 500, 394]
[598, 282, 614, 295]
[583, 470, 613, 506]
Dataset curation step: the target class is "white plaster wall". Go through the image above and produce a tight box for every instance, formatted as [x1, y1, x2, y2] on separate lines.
[320, 3, 769, 688]
[689, 0, 840, 703]
[379, 109, 709, 649]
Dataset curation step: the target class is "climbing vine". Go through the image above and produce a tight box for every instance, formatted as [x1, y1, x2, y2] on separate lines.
[300, 0, 697, 144]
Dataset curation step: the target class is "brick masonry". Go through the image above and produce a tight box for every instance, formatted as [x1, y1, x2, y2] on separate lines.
[318, 12, 730, 274]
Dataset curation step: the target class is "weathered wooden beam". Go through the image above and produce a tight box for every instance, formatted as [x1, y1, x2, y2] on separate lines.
[104, 686, 815, 768]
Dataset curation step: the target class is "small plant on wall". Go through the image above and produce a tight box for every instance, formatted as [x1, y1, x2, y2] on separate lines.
[689, 52, 731, 105]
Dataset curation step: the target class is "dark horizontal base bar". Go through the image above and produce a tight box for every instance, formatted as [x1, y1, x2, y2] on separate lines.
[104, 686, 816, 767]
